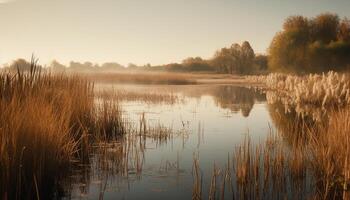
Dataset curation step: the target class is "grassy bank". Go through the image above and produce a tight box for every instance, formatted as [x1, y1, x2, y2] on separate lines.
[0, 61, 125, 199]
[85, 72, 198, 85]
[81, 71, 258, 85]
[97, 89, 183, 104]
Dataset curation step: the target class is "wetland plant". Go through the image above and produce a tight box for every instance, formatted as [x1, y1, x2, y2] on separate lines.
[0, 60, 126, 199]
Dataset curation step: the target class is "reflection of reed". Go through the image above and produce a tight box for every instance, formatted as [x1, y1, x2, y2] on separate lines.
[138, 112, 190, 147]
[197, 121, 205, 148]
[158, 151, 180, 173]
[266, 91, 333, 122]
[267, 102, 318, 145]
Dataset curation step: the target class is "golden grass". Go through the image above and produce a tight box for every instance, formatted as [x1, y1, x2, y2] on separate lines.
[192, 153, 202, 200]
[85, 72, 197, 85]
[249, 72, 350, 106]
[83, 71, 260, 85]
[0, 61, 125, 199]
[137, 112, 190, 146]
[307, 108, 350, 199]
[97, 89, 183, 104]
[191, 135, 309, 200]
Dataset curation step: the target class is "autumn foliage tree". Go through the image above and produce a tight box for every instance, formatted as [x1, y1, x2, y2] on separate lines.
[212, 41, 256, 74]
[269, 13, 350, 73]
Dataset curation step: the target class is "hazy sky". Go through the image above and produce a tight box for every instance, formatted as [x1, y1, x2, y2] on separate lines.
[0, 0, 350, 66]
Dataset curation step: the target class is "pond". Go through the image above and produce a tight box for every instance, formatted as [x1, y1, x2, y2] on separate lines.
[64, 84, 314, 200]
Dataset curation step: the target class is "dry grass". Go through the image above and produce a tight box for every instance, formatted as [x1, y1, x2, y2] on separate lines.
[307, 108, 350, 199]
[0, 60, 125, 199]
[137, 112, 190, 146]
[85, 72, 197, 85]
[192, 153, 202, 200]
[191, 134, 309, 200]
[97, 89, 183, 104]
[249, 72, 350, 106]
[83, 71, 259, 85]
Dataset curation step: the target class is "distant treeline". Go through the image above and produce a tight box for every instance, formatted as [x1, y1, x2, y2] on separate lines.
[152, 42, 268, 75]
[2, 59, 127, 73]
[3, 13, 349, 74]
[4, 43, 268, 75]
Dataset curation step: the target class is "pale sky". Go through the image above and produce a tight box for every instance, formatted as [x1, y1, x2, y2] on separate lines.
[0, 0, 349, 66]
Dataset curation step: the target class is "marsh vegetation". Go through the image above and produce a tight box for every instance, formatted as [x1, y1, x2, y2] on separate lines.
[1, 9, 350, 200]
[0, 60, 125, 199]
[1, 63, 350, 199]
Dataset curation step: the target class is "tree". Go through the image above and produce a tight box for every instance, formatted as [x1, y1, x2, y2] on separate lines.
[50, 60, 66, 72]
[212, 47, 234, 73]
[311, 13, 339, 43]
[101, 62, 124, 71]
[69, 61, 96, 72]
[269, 15, 310, 72]
[338, 18, 350, 42]
[269, 13, 350, 73]
[212, 41, 256, 74]
[241, 41, 255, 74]
[127, 63, 138, 70]
[10, 58, 31, 72]
[181, 57, 213, 72]
[254, 55, 268, 72]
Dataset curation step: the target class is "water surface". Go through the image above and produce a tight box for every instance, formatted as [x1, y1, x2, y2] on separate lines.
[66, 84, 302, 199]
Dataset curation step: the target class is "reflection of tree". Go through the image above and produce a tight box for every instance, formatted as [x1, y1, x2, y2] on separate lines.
[212, 86, 265, 117]
[161, 85, 265, 118]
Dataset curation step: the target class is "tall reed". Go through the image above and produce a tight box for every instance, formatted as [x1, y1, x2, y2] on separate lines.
[307, 107, 350, 199]
[248, 72, 350, 106]
[0, 60, 125, 199]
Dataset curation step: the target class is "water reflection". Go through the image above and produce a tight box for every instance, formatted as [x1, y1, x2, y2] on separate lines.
[57, 85, 275, 199]
[266, 102, 318, 145]
[60, 84, 335, 199]
[96, 84, 267, 118]
[265, 90, 329, 122]
[211, 86, 265, 117]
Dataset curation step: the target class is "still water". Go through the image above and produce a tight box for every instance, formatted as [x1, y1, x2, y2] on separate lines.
[65, 84, 305, 199]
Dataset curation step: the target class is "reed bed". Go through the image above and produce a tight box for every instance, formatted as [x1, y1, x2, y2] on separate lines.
[0, 60, 126, 199]
[191, 135, 311, 200]
[248, 71, 350, 106]
[86, 72, 197, 85]
[307, 108, 350, 199]
[137, 113, 190, 146]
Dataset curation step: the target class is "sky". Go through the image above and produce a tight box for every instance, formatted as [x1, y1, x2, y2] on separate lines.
[0, 0, 350, 66]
